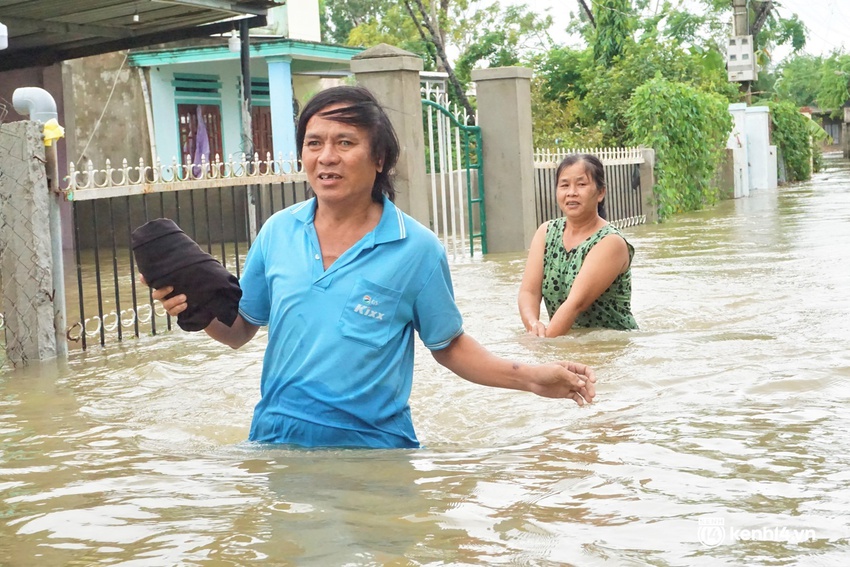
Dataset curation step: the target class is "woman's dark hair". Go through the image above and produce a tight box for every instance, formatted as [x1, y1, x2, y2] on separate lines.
[296, 85, 400, 203]
[555, 153, 607, 220]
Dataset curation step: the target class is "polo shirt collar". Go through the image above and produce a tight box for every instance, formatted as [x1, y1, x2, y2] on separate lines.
[290, 195, 407, 246]
[373, 196, 407, 245]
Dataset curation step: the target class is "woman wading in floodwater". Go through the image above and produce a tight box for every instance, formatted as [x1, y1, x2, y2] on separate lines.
[518, 153, 638, 337]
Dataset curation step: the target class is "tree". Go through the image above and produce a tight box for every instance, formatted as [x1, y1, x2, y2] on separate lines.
[322, 0, 393, 45]
[324, 0, 437, 63]
[576, 37, 738, 145]
[453, 4, 553, 89]
[533, 46, 591, 105]
[773, 54, 823, 107]
[817, 52, 850, 116]
[402, 0, 475, 119]
[324, 0, 556, 122]
[531, 76, 603, 148]
[627, 77, 732, 219]
[592, 0, 633, 66]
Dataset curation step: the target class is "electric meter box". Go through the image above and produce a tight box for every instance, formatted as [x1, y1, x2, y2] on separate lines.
[727, 35, 757, 82]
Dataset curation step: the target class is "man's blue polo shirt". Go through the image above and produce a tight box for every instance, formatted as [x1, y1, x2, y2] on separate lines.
[238, 196, 464, 448]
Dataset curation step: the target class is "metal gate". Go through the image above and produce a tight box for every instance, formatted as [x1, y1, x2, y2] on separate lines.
[62, 154, 311, 351]
[421, 92, 486, 258]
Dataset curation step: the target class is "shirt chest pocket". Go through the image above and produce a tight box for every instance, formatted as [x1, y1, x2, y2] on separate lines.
[338, 278, 403, 349]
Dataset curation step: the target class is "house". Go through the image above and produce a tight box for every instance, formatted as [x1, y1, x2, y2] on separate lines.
[127, 35, 362, 168]
[1, 0, 362, 249]
[39, 1, 362, 172]
[0, 0, 288, 175]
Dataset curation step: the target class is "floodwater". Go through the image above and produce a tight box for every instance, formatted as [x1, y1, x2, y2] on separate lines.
[2, 155, 850, 566]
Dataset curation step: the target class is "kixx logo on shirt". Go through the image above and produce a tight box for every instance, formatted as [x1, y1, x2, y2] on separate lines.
[354, 294, 384, 320]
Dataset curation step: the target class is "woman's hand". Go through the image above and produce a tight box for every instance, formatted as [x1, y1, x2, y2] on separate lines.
[528, 320, 547, 337]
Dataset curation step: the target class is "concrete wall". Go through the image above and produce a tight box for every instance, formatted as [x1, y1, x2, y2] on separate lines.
[0, 64, 69, 193]
[1, 68, 50, 121]
[63, 52, 150, 167]
[714, 148, 736, 201]
[727, 102, 750, 198]
[744, 106, 777, 191]
[0, 64, 73, 249]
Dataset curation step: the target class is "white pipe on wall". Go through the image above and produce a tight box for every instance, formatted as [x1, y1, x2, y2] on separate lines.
[12, 87, 58, 123]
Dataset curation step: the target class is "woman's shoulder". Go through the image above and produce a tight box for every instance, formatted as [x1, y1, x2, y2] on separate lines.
[596, 223, 629, 241]
[595, 223, 634, 257]
[538, 217, 562, 238]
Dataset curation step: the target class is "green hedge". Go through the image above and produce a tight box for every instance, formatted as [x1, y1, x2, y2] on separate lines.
[627, 77, 732, 220]
[765, 100, 812, 182]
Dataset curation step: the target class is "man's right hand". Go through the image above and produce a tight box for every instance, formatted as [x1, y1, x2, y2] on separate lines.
[140, 275, 187, 317]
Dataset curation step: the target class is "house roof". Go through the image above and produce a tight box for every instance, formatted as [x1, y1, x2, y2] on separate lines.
[0, 0, 283, 72]
[128, 38, 362, 75]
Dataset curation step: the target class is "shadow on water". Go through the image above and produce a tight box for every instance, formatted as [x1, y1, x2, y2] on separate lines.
[2, 156, 850, 564]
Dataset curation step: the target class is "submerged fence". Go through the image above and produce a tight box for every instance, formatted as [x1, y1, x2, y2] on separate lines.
[62, 153, 311, 351]
[533, 147, 648, 229]
[2, 138, 655, 358]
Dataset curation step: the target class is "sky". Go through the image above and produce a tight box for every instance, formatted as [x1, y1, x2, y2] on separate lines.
[518, 0, 849, 59]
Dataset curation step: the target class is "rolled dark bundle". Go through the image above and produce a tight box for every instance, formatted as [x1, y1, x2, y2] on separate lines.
[132, 218, 242, 332]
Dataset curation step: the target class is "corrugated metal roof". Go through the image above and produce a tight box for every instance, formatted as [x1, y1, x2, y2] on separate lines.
[0, 0, 283, 71]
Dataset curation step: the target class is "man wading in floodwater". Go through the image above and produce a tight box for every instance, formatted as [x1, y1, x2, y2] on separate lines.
[148, 85, 596, 449]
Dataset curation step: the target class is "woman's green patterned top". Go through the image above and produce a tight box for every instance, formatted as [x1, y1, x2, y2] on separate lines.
[542, 218, 638, 330]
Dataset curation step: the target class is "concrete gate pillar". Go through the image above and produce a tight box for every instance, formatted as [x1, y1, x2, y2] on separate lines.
[639, 148, 658, 224]
[0, 121, 60, 365]
[471, 66, 537, 254]
[351, 44, 430, 226]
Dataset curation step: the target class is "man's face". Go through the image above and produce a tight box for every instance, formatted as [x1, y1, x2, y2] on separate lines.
[301, 104, 381, 205]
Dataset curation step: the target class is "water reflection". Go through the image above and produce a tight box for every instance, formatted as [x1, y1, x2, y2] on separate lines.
[3, 156, 850, 564]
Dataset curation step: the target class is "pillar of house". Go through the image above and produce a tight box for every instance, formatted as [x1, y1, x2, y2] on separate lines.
[267, 56, 297, 161]
[471, 66, 536, 253]
[350, 44, 430, 226]
[0, 121, 60, 365]
[639, 148, 658, 224]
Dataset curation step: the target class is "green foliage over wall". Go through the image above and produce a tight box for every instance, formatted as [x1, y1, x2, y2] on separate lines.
[773, 55, 823, 107]
[531, 78, 603, 149]
[765, 100, 812, 182]
[626, 77, 732, 221]
[817, 53, 850, 117]
[577, 38, 737, 146]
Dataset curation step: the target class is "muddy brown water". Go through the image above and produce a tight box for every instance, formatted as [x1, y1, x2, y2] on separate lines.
[2, 156, 849, 565]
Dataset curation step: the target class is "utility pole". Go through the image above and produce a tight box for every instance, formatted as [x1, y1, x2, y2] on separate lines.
[732, 0, 748, 37]
[731, 0, 751, 103]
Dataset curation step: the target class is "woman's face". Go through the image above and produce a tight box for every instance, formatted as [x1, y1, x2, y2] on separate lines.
[556, 161, 604, 218]
[301, 103, 382, 206]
